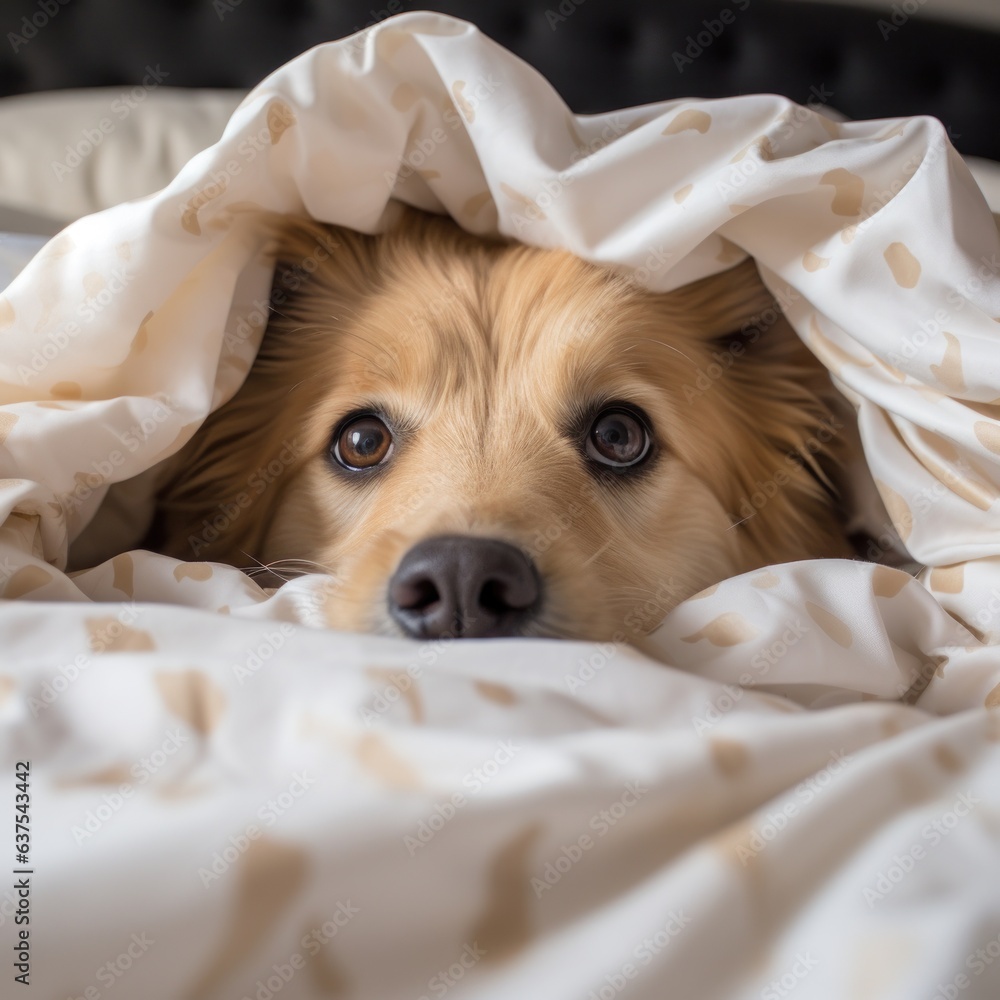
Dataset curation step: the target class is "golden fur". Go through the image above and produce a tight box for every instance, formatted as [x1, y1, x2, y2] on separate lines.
[147, 208, 853, 640]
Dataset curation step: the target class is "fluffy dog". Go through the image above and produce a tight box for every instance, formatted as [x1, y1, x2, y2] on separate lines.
[146, 208, 855, 640]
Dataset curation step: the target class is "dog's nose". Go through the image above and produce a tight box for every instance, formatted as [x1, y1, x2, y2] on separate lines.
[388, 535, 540, 639]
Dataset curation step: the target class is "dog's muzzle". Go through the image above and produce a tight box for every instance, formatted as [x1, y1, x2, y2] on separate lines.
[387, 534, 541, 639]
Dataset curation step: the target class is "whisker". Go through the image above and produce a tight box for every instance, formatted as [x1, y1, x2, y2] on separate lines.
[628, 337, 697, 368]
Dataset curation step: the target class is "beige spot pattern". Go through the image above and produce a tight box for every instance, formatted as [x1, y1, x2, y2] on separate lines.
[86, 617, 156, 654]
[750, 570, 780, 589]
[952, 612, 985, 643]
[40, 233, 76, 258]
[0, 676, 14, 707]
[929, 564, 964, 594]
[820, 168, 864, 215]
[267, 102, 297, 144]
[689, 583, 719, 600]
[174, 563, 215, 582]
[4, 565, 52, 598]
[974, 420, 1000, 455]
[499, 183, 545, 219]
[884, 242, 921, 288]
[83, 272, 106, 297]
[469, 824, 542, 963]
[986, 682, 1000, 709]
[881, 716, 905, 738]
[805, 601, 853, 648]
[714, 818, 765, 873]
[56, 764, 133, 788]
[111, 553, 134, 597]
[452, 81, 475, 123]
[674, 184, 693, 204]
[731, 136, 773, 162]
[128, 311, 154, 360]
[302, 916, 352, 996]
[390, 83, 420, 113]
[365, 667, 424, 723]
[914, 444, 996, 512]
[181, 180, 228, 237]
[184, 838, 309, 1000]
[710, 738, 749, 777]
[932, 743, 964, 774]
[872, 565, 910, 598]
[0, 297, 14, 330]
[681, 612, 760, 646]
[874, 356, 907, 381]
[662, 109, 711, 135]
[929, 332, 966, 392]
[876, 480, 914, 541]
[0, 412, 18, 445]
[803, 251, 829, 272]
[155, 670, 227, 735]
[354, 733, 422, 790]
[475, 681, 519, 705]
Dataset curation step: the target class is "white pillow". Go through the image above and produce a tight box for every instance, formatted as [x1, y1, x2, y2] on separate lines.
[0, 87, 244, 224]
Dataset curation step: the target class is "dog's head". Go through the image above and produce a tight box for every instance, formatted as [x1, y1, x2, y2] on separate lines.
[151, 209, 850, 641]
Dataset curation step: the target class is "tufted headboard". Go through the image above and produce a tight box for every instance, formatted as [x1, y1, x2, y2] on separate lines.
[1, 0, 999, 160]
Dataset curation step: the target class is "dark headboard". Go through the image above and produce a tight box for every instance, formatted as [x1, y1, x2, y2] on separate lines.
[2, 0, 998, 159]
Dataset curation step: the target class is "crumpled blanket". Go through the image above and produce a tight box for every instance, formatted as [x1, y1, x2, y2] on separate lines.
[0, 11, 998, 1000]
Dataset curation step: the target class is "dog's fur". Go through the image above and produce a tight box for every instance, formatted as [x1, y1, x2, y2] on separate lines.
[146, 208, 854, 640]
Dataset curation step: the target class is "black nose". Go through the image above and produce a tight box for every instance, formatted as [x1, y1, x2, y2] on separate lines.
[388, 535, 541, 639]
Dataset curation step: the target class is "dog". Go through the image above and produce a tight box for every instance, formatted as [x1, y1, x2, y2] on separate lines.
[145, 207, 856, 641]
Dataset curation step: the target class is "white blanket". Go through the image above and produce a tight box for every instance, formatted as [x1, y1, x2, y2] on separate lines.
[1, 11, 999, 1000]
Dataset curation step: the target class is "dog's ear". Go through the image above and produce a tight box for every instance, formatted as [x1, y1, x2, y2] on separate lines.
[662, 258, 782, 340]
[663, 259, 854, 565]
[257, 213, 385, 325]
[146, 214, 382, 566]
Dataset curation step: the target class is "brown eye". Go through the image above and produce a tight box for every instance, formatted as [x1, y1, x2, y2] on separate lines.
[586, 408, 651, 468]
[332, 415, 393, 470]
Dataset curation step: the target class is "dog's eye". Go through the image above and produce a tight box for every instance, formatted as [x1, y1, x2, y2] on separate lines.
[586, 408, 651, 468]
[332, 415, 393, 470]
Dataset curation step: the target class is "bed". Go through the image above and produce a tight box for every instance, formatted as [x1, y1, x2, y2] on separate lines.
[1, 5, 999, 1000]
